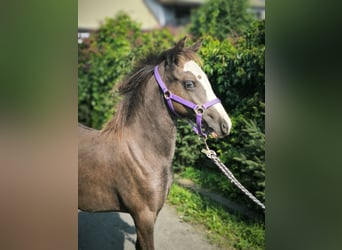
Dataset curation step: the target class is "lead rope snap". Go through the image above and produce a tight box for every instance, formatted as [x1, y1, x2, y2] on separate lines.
[201, 138, 216, 159]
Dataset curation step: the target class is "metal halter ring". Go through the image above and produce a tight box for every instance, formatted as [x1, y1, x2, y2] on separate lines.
[194, 105, 204, 114]
[164, 91, 172, 100]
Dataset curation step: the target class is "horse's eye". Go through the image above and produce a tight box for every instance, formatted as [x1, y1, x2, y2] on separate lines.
[184, 80, 195, 89]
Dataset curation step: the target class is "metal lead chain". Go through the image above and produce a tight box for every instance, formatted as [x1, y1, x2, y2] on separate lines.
[201, 139, 265, 210]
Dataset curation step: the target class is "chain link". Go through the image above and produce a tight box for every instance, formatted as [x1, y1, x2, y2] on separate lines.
[201, 139, 265, 210]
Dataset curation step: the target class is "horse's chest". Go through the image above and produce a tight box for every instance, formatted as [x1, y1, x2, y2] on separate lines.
[139, 169, 173, 203]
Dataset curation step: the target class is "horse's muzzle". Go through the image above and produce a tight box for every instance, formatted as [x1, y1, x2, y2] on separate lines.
[220, 118, 230, 136]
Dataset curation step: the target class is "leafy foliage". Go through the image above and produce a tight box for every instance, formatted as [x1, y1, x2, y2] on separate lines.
[233, 119, 265, 202]
[78, 12, 140, 128]
[189, 0, 254, 40]
[174, 120, 203, 172]
[78, 12, 174, 129]
[194, 20, 265, 207]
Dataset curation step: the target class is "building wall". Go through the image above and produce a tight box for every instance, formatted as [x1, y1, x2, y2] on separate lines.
[78, 0, 159, 30]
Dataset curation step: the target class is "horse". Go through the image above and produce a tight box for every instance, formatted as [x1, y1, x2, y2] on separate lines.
[78, 37, 232, 250]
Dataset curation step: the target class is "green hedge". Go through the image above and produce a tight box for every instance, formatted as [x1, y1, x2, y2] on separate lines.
[197, 20, 265, 207]
[189, 0, 254, 40]
[78, 13, 265, 209]
[78, 12, 174, 129]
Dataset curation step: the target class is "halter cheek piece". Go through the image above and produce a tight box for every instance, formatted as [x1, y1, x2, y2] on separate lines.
[154, 65, 221, 137]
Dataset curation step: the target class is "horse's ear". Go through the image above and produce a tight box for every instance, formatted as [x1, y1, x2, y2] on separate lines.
[191, 39, 202, 52]
[175, 36, 187, 50]
[165, 37, 187, 68]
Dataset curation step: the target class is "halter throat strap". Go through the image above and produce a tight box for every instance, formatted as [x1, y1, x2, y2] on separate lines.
[154, 65, 221, 137]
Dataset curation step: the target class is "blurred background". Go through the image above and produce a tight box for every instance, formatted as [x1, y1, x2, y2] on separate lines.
[2, 0, 342, 249]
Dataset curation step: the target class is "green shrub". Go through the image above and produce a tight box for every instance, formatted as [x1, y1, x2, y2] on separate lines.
[188, 20, 265, 208]
[189, 0, 254, 40]
[173, 121, 203, 172]
[233, 119, 265, 202]
[78, 12, 141, 128]
[78, 12, 174, 128]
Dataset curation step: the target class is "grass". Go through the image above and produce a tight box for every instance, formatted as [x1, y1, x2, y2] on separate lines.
[178, 166, 259, 207]
[167, 183, 265, 250]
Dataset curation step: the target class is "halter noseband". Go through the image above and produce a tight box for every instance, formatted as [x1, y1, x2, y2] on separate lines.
[154, 65, 221, 137]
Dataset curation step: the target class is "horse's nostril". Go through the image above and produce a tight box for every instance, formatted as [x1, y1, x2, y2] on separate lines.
[221, 120, 229, 135]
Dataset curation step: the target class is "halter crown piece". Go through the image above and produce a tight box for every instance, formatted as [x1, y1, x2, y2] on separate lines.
[154, 65, 221, 137]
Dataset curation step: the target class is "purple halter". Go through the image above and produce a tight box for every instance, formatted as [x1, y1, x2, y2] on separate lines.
[154, 65, 221, 137]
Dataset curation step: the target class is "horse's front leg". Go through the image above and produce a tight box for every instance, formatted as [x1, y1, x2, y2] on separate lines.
[132, 208, 157, 250]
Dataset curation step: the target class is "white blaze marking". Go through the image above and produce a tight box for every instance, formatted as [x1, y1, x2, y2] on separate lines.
[183, 60, 232, 133]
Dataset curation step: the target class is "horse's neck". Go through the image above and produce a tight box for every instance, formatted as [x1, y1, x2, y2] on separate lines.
[126, 77, 177, 160]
